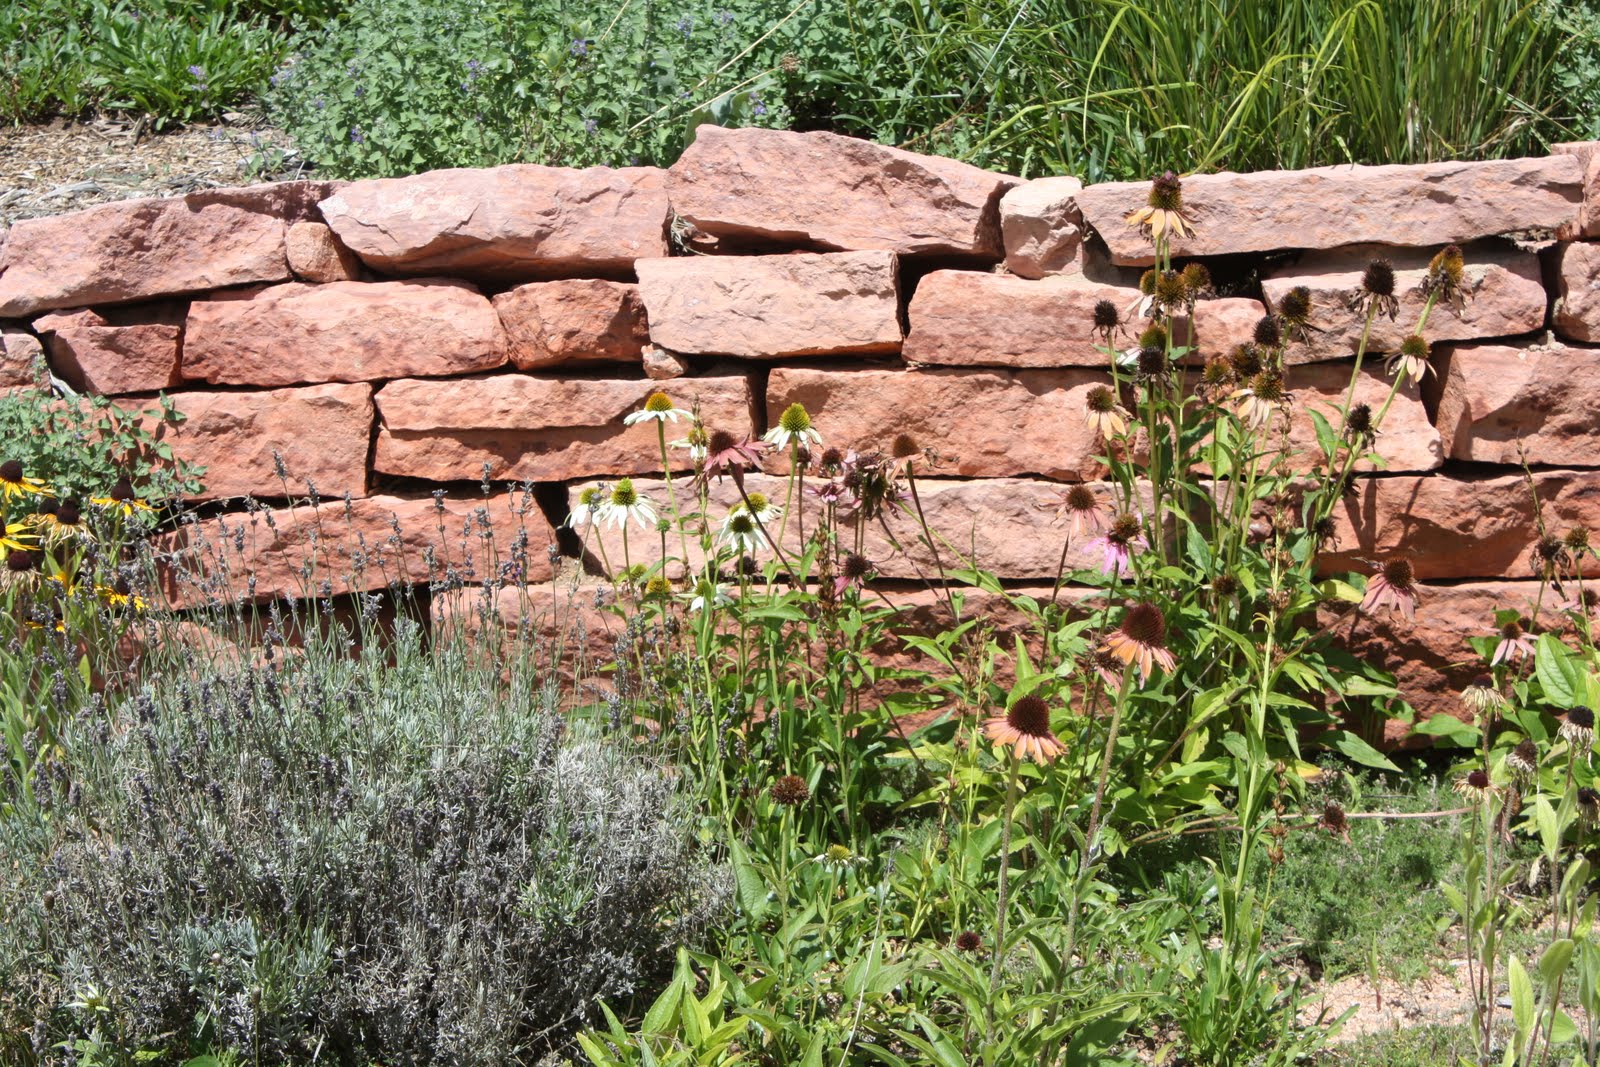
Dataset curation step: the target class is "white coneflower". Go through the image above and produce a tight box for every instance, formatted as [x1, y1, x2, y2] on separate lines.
[1084, 384, 1130, 439]
[1387, 334, 1433, 381]
[672, 423, 710, 462]
[687, 578, 733, 613]
[764, 403, 822, 450]
[600, 478, 658, 531]
[724, 492, 781, 531]
[1561, 706, 1595, 750]
[623, 391, 689, 425]
[565, 485, 606, 529]
[720, 510, 762, 555]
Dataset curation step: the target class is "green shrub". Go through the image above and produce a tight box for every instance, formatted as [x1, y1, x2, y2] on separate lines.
[0, 615, 723, 1064]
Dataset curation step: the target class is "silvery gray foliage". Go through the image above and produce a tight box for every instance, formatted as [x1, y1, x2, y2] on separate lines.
[0, 617, 726, 1065]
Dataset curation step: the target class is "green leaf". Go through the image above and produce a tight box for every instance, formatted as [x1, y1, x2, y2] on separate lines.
[1509, 955, 1534, 1037]
[1323, 729, 1399, 771]
[1539, 938, 1575, 986]
[728, 840, 770, 919]
[1412, 714, 1480, 746]
[1536, 633, 1583, 707]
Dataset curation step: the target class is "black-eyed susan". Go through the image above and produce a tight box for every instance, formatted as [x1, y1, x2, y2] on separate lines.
[0, 460, 47, 502]
[92, 477, 153, 519]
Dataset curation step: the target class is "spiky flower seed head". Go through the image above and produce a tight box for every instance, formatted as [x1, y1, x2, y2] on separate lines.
[1381, 559, 1415, 589]
[1138, 346, 1168, 377]
[1139, 268, 1159, 296]
[1228, 343, 1263, 378]
[1321, 800, 1348, 834]
[1428, 244, 1465, 286]
[1154, 270, 1188, 308]
[1398, 334, 1430, 362]
[644, 391, 676, 413]
[744, 491, 770, 513]
[610, 479, 639, 507]
[0, 460, 22, 482]
[1212, 573, 1240, 596]
[1345, 403, 1374, 436]
[6, 549, 36, 572]
[1253, 315, 1282, 348]
[1565, 527, 1591, 552]
[954, 931, 984, 953]
[892, 433, 921, 459]
[1120, 601, 1168, 646]
[1005, 695, 1053, 739]
[1536, 535, 1566, 566]
[727, 513, 756, 535]
[1138, 324, 1168, 350]
[770, 775, 810, 807]
[820, 446, 844, 468]
[1569, 706, 1594, 729]
[778, 403, 812, 434]
[56, 500, 81, 525]
[1508, 739, 1539, 775]
[109, 477, 135, 502]
[1500, 619, 1524, 639]
[708, 429, 739, 454]
[824, 844, 854, 865]
[1248, 369, 1285, 401]
[1148, 171, 1183, 211]
[1108, 512, 1142, 545]
[1468, 769, 1490, 788]
[1362, 259, 1396, 297]
[1201, 356, 1233, 387]
[842, 553, 871, 579]
[1180, 262, 1212, 293]
[644, 575, 672, 598]
[1278, 286, 1313, 325]
[1093, 299, 1120, 329]
[1066, 484, 1097, 513]
[1312, 515, 1338, 545]
[1086, 385, 1118, 413]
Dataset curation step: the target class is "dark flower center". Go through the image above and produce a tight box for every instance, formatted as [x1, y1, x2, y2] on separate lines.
[1086, 385, 1118, 413]
[1212, 573, 1239, 596]
[0, 460, 22, 483]
[6, 549, 36, 572]
[769, 775, 810, 807]
[1361, 259, 1396, 297]
[1467, 769, 1490, 788]
[708, 429, 738, 454]
[1380, 559, 1415, 588]
[56, 501, 81, 526]
[1398, 334, 1430, 361]
[1569, 706, 1594, 729]
[1138, 324, 1168, 350]
[1108, 513, 1142, 544]
[1066, 485, 1097, 512]
[1512, 739, 1539, 767]
[1148, 171, 1183, 211]
[955, 930, 984, 953]
[1153, 271, 1187, 308]
[109, 477, 135, 502]
[891, 434, 920, 459]
[1121, 602, 1167, 646]
[842, 553, 871, 579]
[1249, 370, 1284, 401]
[1322, 800, 1348, 830]
[1228, 344, 1262, 378]
[1345, 404, 1373, 434]
[1252, 315, 1282, 348]
[820, 446, 843, 468]
[1092, 299, 1119, 329]
[1536, 535, 1565, 563]
[1006, 695, 1053, 738]
[1500, 620, 1523, 639]
[1469, 674, 1494, 690]
[1181, 262, 1211, 292]
[1278, 286, 1312, 324]
[1137, 346, 1167, 377]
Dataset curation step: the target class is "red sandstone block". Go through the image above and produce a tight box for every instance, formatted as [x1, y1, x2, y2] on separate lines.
[1, 323, 47, 390]
[667, 125, 1016, 259]
[286, 220, 363, 283]
[1431, 340, 1600, 466]
[318, 165, 669, 280]
[33, 304, 183, 395]
[635, 251, 901, 359]
[183, 279, 506, 387]
[1075, 155, 1582, 266]
[0, 182, 336, 317]
[1555, 241, 1600, 343]
[1000, 177, 1085, 278]
[373, 373, 754, 483]
[148, 382, 374, 502]
[492, 278, 649, 369]
[1553, 141, 1600, 239]
[157, 490, 556, 609]
[1263, 243, 1547, 364]
[1279, 362, 1440, 473]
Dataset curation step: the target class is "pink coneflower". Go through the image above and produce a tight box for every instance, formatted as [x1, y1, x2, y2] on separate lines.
[702, 428, 768, 485]
[1103, 601, 1177, 682]
[1054, 484, 1107, 540]
[1563, 587, 1600, 622]
[1361, 559, 1419, 619]
[982, 695, 1065, 764]
[1086, 646, 1126, 690]
[954, 930, 984, 954]
[834, 553, 872, 598]
[1085, 512, 1147, 578]
[1490, 619, 1536, 666]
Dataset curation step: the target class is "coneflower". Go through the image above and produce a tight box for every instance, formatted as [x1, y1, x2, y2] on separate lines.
[1055, 484, 1106, 539]
[1578, 786, 1600, 825]
[1310, 515, 1339, 551]
[1561, 706, 1594, 749]
[1507, 739, 1540, 781]
[1319, 800, 1350, 841]
[982, 694, 1066, 764]
[1136, 344, 1169, 380]
[0, 460, 46, 501]
[1180, 262, 1212, 297]
[1490, 619, 1535, 665]
[1086, 512, 1148, 578]
[1462, 674, 1503, 715]
[1198, 355, 1234, 402]
[835, 553, 872, 597]
[1092, 299, 1121, 344]
[1455, 768, 1495, 803]
[769, 775, 810, 807]
[1352, 258, 1400, 320]
[1234, 368, 1286, 431]
[954, 930, 984, 954]
[1276, 286, 1314, 338]
[702, 428, 768, 484]
[1343, 403, 1375, 449]
[1103, 601, 1177, 681]
[1124, 171, 1196, 242]
[1422, 244, 1467, 312]
[1083, 385, 1130, 439]
[765, 402, 822, 450]
[1252, 314, 1282, 349]
[1388, 334, 1433, 381]
[1227, 343, 1263, 379]
[1361, 559, 1420, 619]
[623, 391, 688, 425]
[1534, 534, 1571, 580]
[1153, 270, 1189, 313]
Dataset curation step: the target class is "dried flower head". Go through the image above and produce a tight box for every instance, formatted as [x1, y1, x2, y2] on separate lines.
[1180, 262, 1213, 297]
[1507, 739, 1540, 780]
[5, 547, 38, 572]
[1253, 314, 1283, 349]
[1362, 559, 1419, 619]
[1422, 244, 1467, 313]
[1139, 268, 1159, 296]
[1319, 800, 1350, 841]
[1463, 674, 1503, 715]
[1343, 402, 1375, 448]
[1534, 534, 1571, 580]
[703, 429, 768, 485]
[1212, 572, 1240, 597]
[1388, 334, 1433, 380]
[1153, 270, 1190, 312]
[1352, 258, 1400, 320]
[1235, 368, 1286, 431]
[954, 930, 984, 953]
[1092, 299, 1121, 343]
[1561, 706, 1595, 749]
[1310, 514, 1338, 551]
[1104, 601, 1177, 681]
[1277, 286, 1314, 337]
[1083, 384, 1130, 439]
[1228, 343, 1264, 379]
[1138, 323, 1169, 351]
[770, 775, 810, 807]
[1137, 345, 1168, 379]
[1455, 768, 1495, 803]
[1125, 171, 1195, 243]
[982, 694, 1065, 763]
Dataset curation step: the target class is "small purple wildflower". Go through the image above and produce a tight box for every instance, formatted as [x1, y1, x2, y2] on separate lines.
[187, 64, 205, 79]
[350, 127, 364, 144]
[312, 96, 325, 110]
[676, 16, 693, 37]
[570, 37, 590, 57]
[718, 9, 734, 25]
[353, 85, 365, 98]
[749, 92, 767, 116]
[584, 118, 599, 135]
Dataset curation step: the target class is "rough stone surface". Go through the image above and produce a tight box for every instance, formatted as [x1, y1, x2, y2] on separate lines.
[1322, 469, 1600, 581]
[2, 323, 48, 390]
[492, 278, 648, 369]
[1555, 241, 1600, 342]
[635, 252, 901, 359]
[149, 383, 374, 501]
[184, 279, 505, 386]
[904, 270, 1257, 367]
[0, 182, 335, 316]
[374, 373, 753, 482]
[158, 490, 555, 608]
[766, 364, 1112, 480]
[1000, 176, 1085, 278]
[1431, 341, 1600, 466]
[574, 473, 1144, 583]
[1281, 362, 1442, 473]
[33, 305, 183, 394]
[1263, 243, 1547, 363]
[1076, 156, 1583, 266]
[642, 344, 687, 379]
[318, 165, 668, 279]
[286, 220, 363, 283]
[1553, 141, 1600, 239]
[667, 125, 1015, 258]
[1327, 580, 1556, 733]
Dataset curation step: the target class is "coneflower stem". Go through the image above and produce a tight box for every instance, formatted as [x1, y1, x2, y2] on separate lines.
[657, 423, 692, 566]
[987, 754, 1022, 1031]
